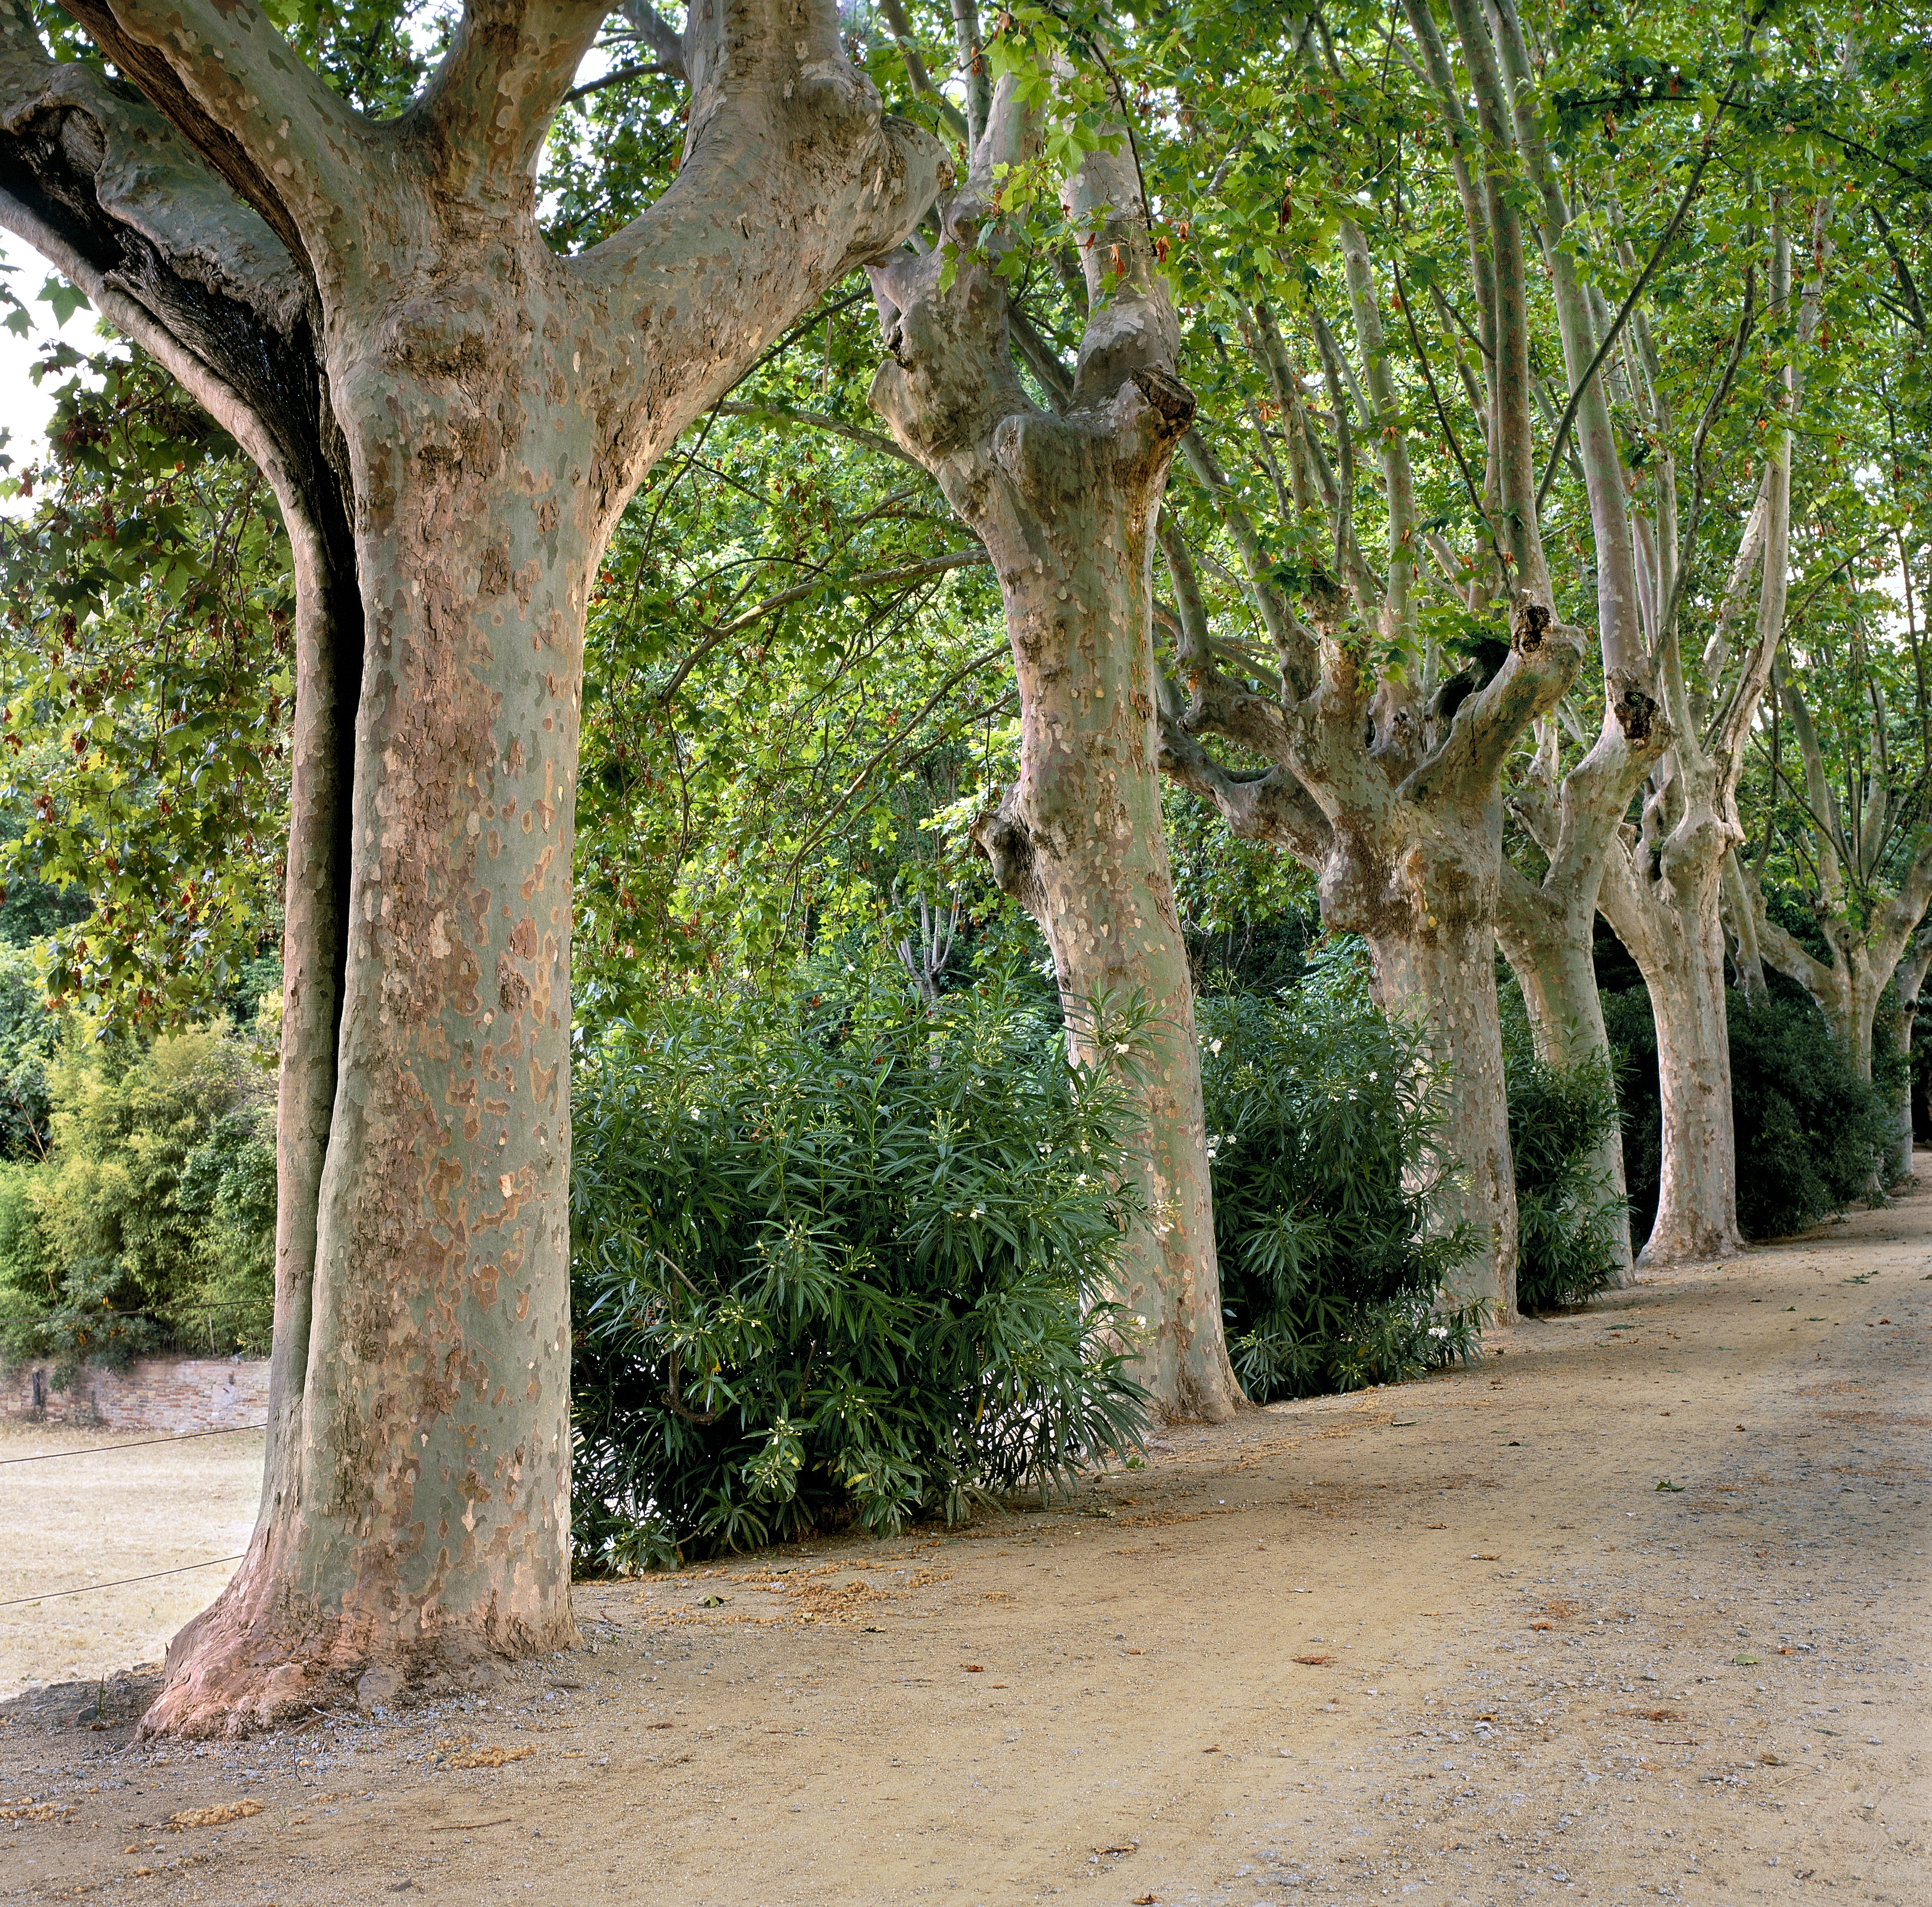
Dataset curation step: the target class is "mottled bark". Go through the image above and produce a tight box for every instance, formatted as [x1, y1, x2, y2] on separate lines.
[1599, 830, 1739, 1259]
[1889, 928, 1932, 1177]
[1368, 918, 1517, 1311]
[868, 82, 1243, 1421]
[4, 0, 939, 1734]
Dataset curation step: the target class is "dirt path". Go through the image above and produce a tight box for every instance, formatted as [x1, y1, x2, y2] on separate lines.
[3, 1189, 1927, 1906]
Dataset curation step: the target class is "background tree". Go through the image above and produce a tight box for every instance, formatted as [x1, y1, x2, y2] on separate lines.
[865, 55, 1244, 1421]
[1146, 0, 1593, 1316]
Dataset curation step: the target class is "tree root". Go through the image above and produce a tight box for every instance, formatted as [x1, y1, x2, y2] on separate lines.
[135, 1553, 572, 1739]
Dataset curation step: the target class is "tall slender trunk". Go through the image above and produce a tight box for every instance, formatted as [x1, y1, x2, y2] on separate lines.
[870, 82, 1243, 1421]
[258, 468, 358, 1528]
[1365, 916, 1518, 1314]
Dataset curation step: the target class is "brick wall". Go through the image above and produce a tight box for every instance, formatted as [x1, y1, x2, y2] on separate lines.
[3, 1355, 270, 1433]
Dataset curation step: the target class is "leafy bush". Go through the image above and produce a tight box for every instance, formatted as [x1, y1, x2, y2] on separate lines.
[0, 1022, 276, 1368]
[1602, 979, 1897, 1247]
[1505, 1045, 1624, 1311]
[570, 979, 1148, 1570]
[1199, 944, 1482, 1401]
[1729, 992, 1897, 1237]
[0, 942, 60, 1161]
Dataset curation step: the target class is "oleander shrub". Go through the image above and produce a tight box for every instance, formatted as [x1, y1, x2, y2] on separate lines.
[569, 978, 1149, 1570]
[1505, 1043, 1624, 1312]
[1728, 992, 1898, 1238]
[1198, 942, 1483, 1401]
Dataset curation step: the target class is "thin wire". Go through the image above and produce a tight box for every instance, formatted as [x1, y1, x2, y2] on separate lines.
[1, 1423, 268, 1464]
[0, 1555, 244, 1608]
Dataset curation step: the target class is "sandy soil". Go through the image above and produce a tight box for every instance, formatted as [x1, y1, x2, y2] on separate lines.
[1, 1188, 1926, 1907]
[0, 1422, 261, 1694]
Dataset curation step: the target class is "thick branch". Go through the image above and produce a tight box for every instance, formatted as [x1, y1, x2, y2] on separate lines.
[415, 0, 610, 198]
[1337, 218, 1415, 646]
[1159, 718, 1330, 866]
[1698, 472, 1770, 681]
[58, 0, 367, 267]
[1063, 127, 1175, 400]
[620, 0, 688, 79]
[1400, 601, 1586, 807]
[1487, 0, 1645, 678]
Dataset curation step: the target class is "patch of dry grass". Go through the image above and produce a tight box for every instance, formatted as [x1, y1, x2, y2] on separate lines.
[0, 1417, 261, 1691]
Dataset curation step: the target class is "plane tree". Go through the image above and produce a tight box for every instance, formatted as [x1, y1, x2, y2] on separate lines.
[0, 0, 941, 1734]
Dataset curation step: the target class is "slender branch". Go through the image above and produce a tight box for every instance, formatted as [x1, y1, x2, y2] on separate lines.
[713, 401, 922, 468]
[877, 0, 971, 141]
[1870, 203, 1926, 332]
[1652, 264, 1756, 698]
[565, 60, 676, 104]
[658, 550, 991, 701]
[620, 1, 688, 79]
[1391, 257, 1504, 574]
[785, 641, 1009, 883]
[1534, 120, 1735, 514]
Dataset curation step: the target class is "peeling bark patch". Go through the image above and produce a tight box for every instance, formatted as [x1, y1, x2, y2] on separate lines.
[1128, 368, 1196, 438]
[495, 955, 531, 1016]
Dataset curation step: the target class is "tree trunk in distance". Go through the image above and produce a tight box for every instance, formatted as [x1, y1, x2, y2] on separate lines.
[1889, 929, 1932, 1178]
[1495, 869, 1636, 1285]
[1365, 913, 1519, 1316]
[1600, 841, 1742, 1262]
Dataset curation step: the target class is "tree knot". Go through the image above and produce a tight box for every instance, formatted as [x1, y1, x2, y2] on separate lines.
[1608, 673, 1663, 745]
[1511, 597, 1551, 654]
[968, 791, 1043, 916]
[1128, 368, 1197, 440]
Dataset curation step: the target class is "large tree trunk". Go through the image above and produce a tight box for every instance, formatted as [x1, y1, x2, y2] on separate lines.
[7, 0, 939, 1735]
[1364, 914, 1518, 1315]
[970, 496, 1238, 1420]
[869, 87, 1242, 1422]
[1645, 888, 1739, 1260]
[1600, 835, 1743, 1261]
[1495, 871, 1636, 1284]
